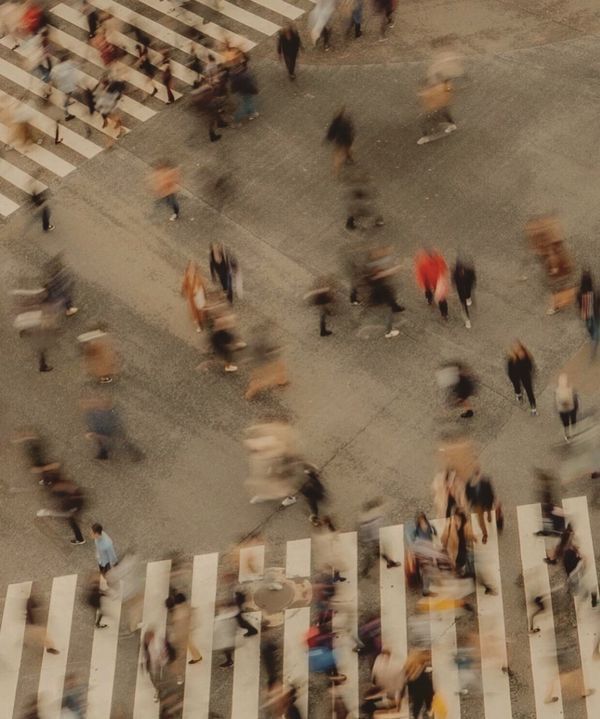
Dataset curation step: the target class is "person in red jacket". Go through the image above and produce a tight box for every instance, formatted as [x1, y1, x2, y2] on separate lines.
[414, 248, 449, 319]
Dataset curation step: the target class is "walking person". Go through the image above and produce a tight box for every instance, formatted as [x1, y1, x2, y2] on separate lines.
[92, 523, 118, 574]
[30, 181, 54, 231]
[24, 593, 59, 654]
[231, 60, 259, 125]
[465, 470, 496, 544]
[304, 277, 336, 337]
[36, 475, 86, 545]
[142, 627, 171, 702]
[136, 42, 158, 97]
[308, 0, 335, 49]
[326, 108, 354, 175]
[507, 340, 537, 415]
[437, 361, 477, 418]
[160, 49, 175, 104]
[417, 78, 456, 145]
[181, 261, 207, 332]
[555, 373, 578, 442]
[452, 257, 476, 328]
[358, 498, 401, 578]
[49, 52, 77, 121]
[299, 463, 327, 525]
[165, 592, 203, 682]
[277, 23, 302, 79]
[44, 254, 78, 316]
[209, 243, 239, 303]
[577, 269, 599, 355]
[372, 0, 395, 39]
[349, 0, 363, 38]
[79, 329, 119, 384]
[365, 245, 404, 337]
[86, 572, 108, 628]
[150, 160, 181, 221]
[415, 248, 449, 320]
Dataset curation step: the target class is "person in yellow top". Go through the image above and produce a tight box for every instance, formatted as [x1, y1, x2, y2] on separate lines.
[150, 161, 181, 221]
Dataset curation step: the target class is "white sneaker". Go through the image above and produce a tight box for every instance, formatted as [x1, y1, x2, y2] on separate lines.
[65, 307, 79, 316]
[169, 213, 178, 221]
[249, 113, 259, 120]
[224, 364, 238, 372]
[465, 319, 471, 329]
[385, 329, 400, 338]
[445, 123, 457, 133]
[417, 136, 429, 145]
[281, 496, 297, 507]
[531, 408, 538, 416]
[466, 298, 472, 306]
[36, 508, 52, 517]
[250, 495, 268, 504]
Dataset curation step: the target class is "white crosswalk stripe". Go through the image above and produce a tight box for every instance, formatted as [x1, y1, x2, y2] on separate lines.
[6, 499, 598, 718]
[0, 0, 306, 219]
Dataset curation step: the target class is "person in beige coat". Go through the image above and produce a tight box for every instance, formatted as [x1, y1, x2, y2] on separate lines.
[80, 331, 119, 384]
[166, 593, 202, 685]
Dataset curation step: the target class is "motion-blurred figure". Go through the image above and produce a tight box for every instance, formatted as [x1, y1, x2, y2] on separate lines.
[415, 248, 449, 320]
[78, 328, 119, 384]
[555, 373, 578, 442]
[24, 592, 59, 654]
[372, 0, 395, 39]
[150, 160, 181, 221]
[277, 23, 302, 80]
[230, 58, 259, 125]
[417, 78, 456, 145]
[165, 592, 202, 685]
[437, 361, 477, 418]
[82, 396, 143, 462]
[364, 245, 404, 337]
[358, 498, 401, 578]
[181, 260, 207, 333]
[36, 474, 86, 545]
[427, 36, 465, 85]
[86, 571, 108, 628]
[304, 276, 336, 337]
[452, 256, 476, 328]
[244, 325, 289, 400]
[577, 269, 599, 354]
[107, 551, 144, 635]
[308, 0, 335, 49]
[209, 242, 240, 303]
[506, 340, 537, 415]
[44, 254, 79, 317]
[208, 307, 244, 373]
[326, 108, 354, 175]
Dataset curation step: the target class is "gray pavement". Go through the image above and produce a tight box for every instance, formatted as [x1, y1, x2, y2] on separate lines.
[3, 0, 600, 716]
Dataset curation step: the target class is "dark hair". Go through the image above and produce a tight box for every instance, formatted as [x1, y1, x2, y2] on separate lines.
[91, 523, 103, 535]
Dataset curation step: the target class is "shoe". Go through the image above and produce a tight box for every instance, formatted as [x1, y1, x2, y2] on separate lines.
[39, 366, 53, 372]
[465, 319, 471, 329]
[417, 136, 430, 145]
[444, 123, 457, 133]
[210, 133, 222, 142]
[309, 514, 320, 526]
[36, 508, 53, 517]
[592, 593, 598, 608]
[243, 628, 258, 637]
[392, 304, 405, 313]
[220, 660, 234, 667]
[188, 657, 202, 664]
[46, 647, 59, 655]
[224, 364, 238, 372]
[177, 676, 184, 685]
[385, 329, 400, 338]
[99, 376, 113, 384]
[564, 434, 570, 443]
[484, 586, 497, 596]
[289, 73, 296, 79]
[249, 113, 259, 120]
[169, 213, 178, 221]
[320, 329, 333, 337]
[531, 408, 538, 416]
[466, 298, 472, 306]
[460, 409, 474, 418]
[543, 557, 557, 565]
[65, 307, 79, 316]
[64, 114, 75, 121]
[95, 623, 108, 628]
[386, 560, 401, 568]
[515, 393, 523, 402]
[70, 538, 86, 545]
[351, 300, 360, 306]
[330, 674, 347, 683]
[281, 496, 297, 507]
[546, 307, 559, 315]
[45, 224, 55, 232]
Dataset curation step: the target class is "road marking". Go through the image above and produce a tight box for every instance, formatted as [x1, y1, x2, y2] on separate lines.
[562, 496, 600, 715]
[0, 581, 32, 717]
[139, 0, 257, 50]
[0, 122, 75, 176]
[332, 532, 359, 717]
[46, 22, 177, 108]
[517, 503, 564, 716]
[0, 190, 20, 216]
[86, 583, 122, 719]
[133, 559, 172, 719]
[0, 156, 44, 193]
[283, 538, 311, 718]
[51, 3, 200, 84]
[232, 544, 264, 719]
[0, 88, 101, 158]
[246, 0, 303, 20]
[182, 553, 218, 719]
[37, 574, 78, 719]
[472, 511, 512, 718]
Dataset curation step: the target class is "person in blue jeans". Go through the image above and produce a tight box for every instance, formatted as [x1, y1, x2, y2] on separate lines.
[231, 61, 259, 124]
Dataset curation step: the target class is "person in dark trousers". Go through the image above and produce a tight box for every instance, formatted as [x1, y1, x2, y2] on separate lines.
[233, 588, 258, 636]
[465, 471, 495, 543]
[452, 257, 476, 329]
[82, 0, 99, 38]
[231, 60, 259, 124]
[277, 24, 302, 79]
[349, 0, 363, 38]
[304, 277, 336, 337]
[507, 340, 537, 415]
[577, 269, 599, 355]
[372, 0, 395, 39]
[209, 243, 237, 302]
[399, 649, 434, 719]
[160, 50, 175, 104]
[555, 373, 578, 442]
[44, 254, 78, 316]
[299, 463, 327, 525]
[358, 498, 401, 577]
[37, 475, 86, 545]
[326, 108, 355, 175]
[32, 186, 54, 232]
[86, 573, 107, 628]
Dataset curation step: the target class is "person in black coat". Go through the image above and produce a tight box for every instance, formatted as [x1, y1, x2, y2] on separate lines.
[452, 258, 476, 328]
[507, 341, 537, 414]
[326, 108, 355, 174]
[277, 24, 302, 79]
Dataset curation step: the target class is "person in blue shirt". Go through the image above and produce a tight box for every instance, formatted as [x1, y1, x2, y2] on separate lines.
[92, 523, 118, 574]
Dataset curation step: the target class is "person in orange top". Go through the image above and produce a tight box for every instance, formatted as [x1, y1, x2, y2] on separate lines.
[414, 248, 449, 319]
[150, 161, 181, 221]
[180, 261, 206, 332]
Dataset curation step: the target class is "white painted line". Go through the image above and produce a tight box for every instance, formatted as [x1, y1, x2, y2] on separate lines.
[37, 574, 78, 719]
[0, 88, 101, 159]
[0, 190, 20, 217]
[429, 518, 461, 719]
[86, 586, 122, 719]
[88, 0, 243, 60]
[0, 157, 44, 193]
[133, 559, 172, 719]
[471, 511, 512, 719]
[0, 122, 75, 177]
[46, 23, 176, 108]
[283, 539, 311, 717]
[139, 0, 258, 50]
[562, 495, 600, 714]
[0, 581, 32, 717]
[51, 3, 200, 84]
[246, 0, 303, 20]
[517, 503, 564, 716]
[232, 545, 264, 719]
[182, 553, 218, 719]
[192, 0, 279, 38]
[332, 531, 359, 717]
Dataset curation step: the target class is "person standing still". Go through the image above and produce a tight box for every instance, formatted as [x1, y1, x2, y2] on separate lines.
[277, 24, 302, 79]
[150, 161, 181, 221]
[92, 523, 118, 574]
[507, 341, 537, 415]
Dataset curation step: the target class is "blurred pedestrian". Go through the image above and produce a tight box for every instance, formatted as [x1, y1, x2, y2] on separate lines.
[304, 276, 336, 337]
[358, 498, 401, 578]
[82, 0, 99, 39]
[61, 674, 86, 718]
[25, 593, 59, 654]
[326, 108, 354, 175]
[277, 24, 302, 79]
[417, 79, 456, 145]
[555, 373, 578, 442]
[209, 242, 240, 303]
[372, 0, 395, 39]
[86, 571, 108, 628]
[209, 311, 242, 373]
[365, 245, 404, 337]
[213, 604, 238, 667]
[452, 257, 476, 328]
[299, 462, 327, 525]
[308, 0, 335, 49]
[82, 396, 142, 461]
[36, 475, 86, 545]
[31, 181, 54, 232]
[181, 261, 207, 332]
[142, 628, 171, 702]
[0, 1, 23, 50]
[349, 0, 363, 38]
[465, 470, 496, 544]
[165, 592, 202, 685]
[399, 649, 435, 719]
[415, 248, 449, 320]
[107, 552, 144, 635]
[92, 523, 118, 574]
[44, 254, 78, 316]
[313, 515, 348, 581]
[150, 161, 181, 221]
[79, 329, 119, 383]
[577, 269, 599, 354]
[231, 60, 259, 125]
[507, 341, 537, 415]
[244, 327, 289, 400]
[49, 52, 77, 121]
[437, 361, 477, 418]
[160, 49, 175, 104]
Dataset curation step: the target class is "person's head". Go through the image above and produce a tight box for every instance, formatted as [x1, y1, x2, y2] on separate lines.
[91, 523, 103, 538]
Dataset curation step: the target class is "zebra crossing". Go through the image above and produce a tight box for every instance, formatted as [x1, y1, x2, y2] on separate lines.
[0, 0, 310, 219]
[1, 496, 599, 718]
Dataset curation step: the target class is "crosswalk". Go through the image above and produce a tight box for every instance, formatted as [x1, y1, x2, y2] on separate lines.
[1, 496, 599, 718]
[0, 0, 310, 218]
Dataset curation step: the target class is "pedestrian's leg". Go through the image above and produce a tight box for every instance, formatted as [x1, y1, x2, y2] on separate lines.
[320, 308, 332, 337]
[168, 194, 179, 219]
[42, 206, 51, 231]
[523, 377, 536, 410]
[529, 595, 545, 632]
[96, 436, 109, 460]
[187, 639, 202, 663]
[166, 82, 175, 104]
[440, 107, 455, 125]
[39, 350, 52, 372]
[54, 120, 62, 145]
[350, 287, 358, 304]
[439, 299, 449, 318]
[510, 377, 522, 400]
[385, 307, 394, 333]
[321, 26, 331, 49]
[68, 516, 84, 543]
[476, 507, 488, 542]
[425, 288, 433, 305]
[221, 648, 234, 667]
[236, 612, 258, 636]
